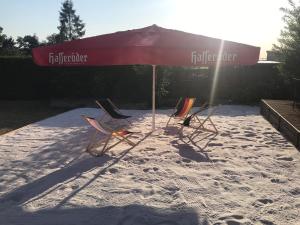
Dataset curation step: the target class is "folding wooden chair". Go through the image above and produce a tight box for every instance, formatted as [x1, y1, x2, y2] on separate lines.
[180, 105, 218, 140]
[166, 97, 196, 127]
[82, 115, 138, 156]
[95, 98, 131, 124]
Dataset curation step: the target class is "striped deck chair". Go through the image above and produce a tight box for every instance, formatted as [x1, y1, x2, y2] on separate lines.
[96, 98, 131, 124]
[180, 105, 218, 139]
[166, 97, 196, 127]
[82, 115, 138, 156]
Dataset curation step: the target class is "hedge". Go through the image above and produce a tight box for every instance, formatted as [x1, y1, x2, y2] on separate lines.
[0, 57, 290, 106]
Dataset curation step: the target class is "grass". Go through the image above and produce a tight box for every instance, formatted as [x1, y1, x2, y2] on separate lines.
[0, 101, 70, 135]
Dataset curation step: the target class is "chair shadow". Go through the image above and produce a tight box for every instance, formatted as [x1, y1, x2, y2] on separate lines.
[166, 125, 219, 163]
[187, 132, 218, 151]
[170, 139, 211, 163]
[1, 204, 208, 225]
[163, 126, 181, 136]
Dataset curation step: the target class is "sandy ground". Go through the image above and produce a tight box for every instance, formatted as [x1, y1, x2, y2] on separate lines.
[0, 105, 299, 225]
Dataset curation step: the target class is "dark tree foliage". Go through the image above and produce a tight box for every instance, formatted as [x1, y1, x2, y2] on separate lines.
[0, 26, 4, 47]
[0, 26, 15, 49]
[16, 34, 39, 54]
[273, 0, 300, 79]
[0, 27, 18, 55]
[57, 0, 85, 42]
[2, 37, 15, 49]
[45, 33, 61, 45]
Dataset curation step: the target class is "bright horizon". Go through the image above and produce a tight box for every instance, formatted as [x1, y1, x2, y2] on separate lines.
[0, 0, 290, 59]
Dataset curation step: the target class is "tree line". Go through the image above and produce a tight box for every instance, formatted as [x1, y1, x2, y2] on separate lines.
[0, 0, 85, 56]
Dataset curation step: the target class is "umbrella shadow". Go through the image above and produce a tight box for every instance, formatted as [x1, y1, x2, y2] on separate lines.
[0, 127, 91, 192]
[0, 155, 111, 206]
[1, 204, 208, 225]
[0, 108, 153, 193]
[0, 131, 152, 208]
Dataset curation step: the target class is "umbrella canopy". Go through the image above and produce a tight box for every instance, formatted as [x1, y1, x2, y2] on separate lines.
[32, 25, 260, 131]
[33, 24, 259, 67]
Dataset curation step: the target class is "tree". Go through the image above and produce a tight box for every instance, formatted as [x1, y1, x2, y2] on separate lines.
[45, 33, 61, 44]
[0, 26, 5, 47]
[57, 0, 85, 42]
[2, 37, 15, 49]
[273, 0, 300, 79]
[0, 26, 17, 55]
[0, 27, 15, 49]
[16, 34, 39, 54]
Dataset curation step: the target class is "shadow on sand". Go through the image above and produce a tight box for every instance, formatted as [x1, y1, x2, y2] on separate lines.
[1, 204, 208, 225]
[163, 125, 217, 163]
[0, 130, 152, 206]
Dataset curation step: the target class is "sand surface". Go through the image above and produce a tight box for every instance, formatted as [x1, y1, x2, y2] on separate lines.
[0, 105, 299, 225]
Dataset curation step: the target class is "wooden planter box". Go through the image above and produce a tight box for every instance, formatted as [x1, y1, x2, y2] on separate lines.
[261, 99, 300, 150]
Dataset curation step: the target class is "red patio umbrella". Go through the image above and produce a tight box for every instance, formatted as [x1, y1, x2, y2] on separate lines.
[32, 25, 260, 130]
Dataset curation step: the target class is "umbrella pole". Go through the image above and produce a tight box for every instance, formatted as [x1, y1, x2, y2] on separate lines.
[152, 65, 156, 131]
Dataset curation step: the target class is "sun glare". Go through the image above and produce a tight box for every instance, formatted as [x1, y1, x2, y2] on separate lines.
[168, 0, 258, 43]
[209, 40, 224, 107]
[168, 0, 247, 39]
[164, 0, 286, 57]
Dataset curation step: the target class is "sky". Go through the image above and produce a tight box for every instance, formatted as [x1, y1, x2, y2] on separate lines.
[0, 0, 291, 58]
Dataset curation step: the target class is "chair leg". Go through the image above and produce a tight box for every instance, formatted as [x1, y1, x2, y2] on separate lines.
[101, 134, 136, 155]
[194, 116, 204, 126]
[96, 133, 137, 156]
[178, 124, 187, 140]
[115, 133, 136, 146]
[86, 130, 99, 152]
[189, 116, 217, 140]
[192, 118, 218, 135]
[166, 98, 182, 127]
[208, 118, 218, 134]
[190, 119, 207, 138]
[191, 107, 218, 136]
[166, 116, 173, 127]
[99, 135, 112, 155]
[101, 139, 126, 155]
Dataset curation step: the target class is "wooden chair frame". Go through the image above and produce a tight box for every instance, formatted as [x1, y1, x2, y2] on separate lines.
[82, 115, 137, 156]
[179, 106, 218, 140]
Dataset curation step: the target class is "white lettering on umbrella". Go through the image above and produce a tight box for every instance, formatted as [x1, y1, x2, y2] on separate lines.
[49, 52, 88, 65]
[191, 51, 237, 65]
